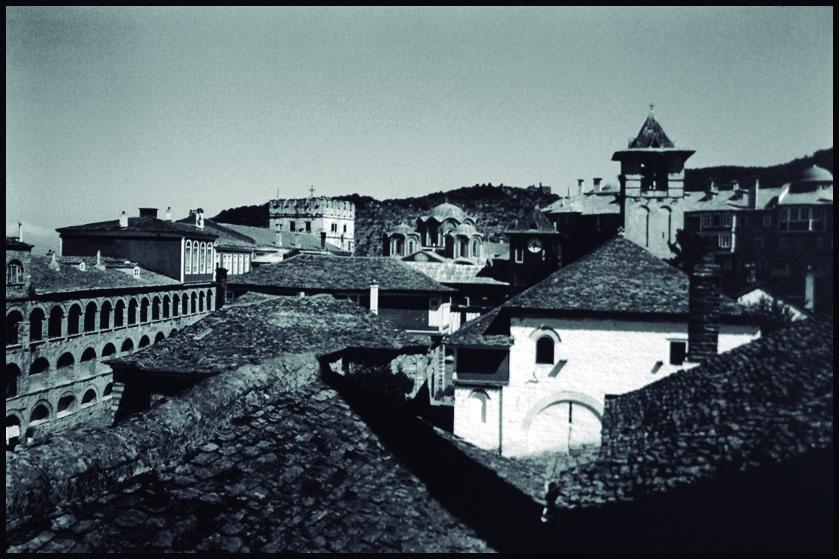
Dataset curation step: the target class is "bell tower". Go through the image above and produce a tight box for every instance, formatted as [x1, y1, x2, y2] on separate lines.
[505, 207, 563, 289]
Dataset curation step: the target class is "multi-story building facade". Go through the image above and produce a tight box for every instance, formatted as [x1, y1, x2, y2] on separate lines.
[269, 197, 355, 253]
[5, 239, 215, 449]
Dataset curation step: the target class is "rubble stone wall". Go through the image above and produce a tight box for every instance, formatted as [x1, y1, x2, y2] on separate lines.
[5, 352, 320, 532]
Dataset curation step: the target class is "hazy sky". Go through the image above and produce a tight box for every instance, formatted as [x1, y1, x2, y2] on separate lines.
[6, 6, 834, 244]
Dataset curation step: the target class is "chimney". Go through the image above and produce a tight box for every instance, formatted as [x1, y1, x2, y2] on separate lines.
[804, 265, 815, 311]
[593, 177, 603, 192]
[95, 250, 105, 270]
[214, 267, 228, 309]
[369, 281, 379, 315]
[48, 252, 61, 271]
[119, 211, 128, 228]
[748, 176, 760, 210]
[139, 207, 158, 219]
[165, 206, 172, 221]
[708, 179, 718, 194]
[320, 231, 327, 250]
[18, 222, 22, 242]
[577, 178, 584, 195]
[194, 208, 205, 229]
[687, 253, 721, 363]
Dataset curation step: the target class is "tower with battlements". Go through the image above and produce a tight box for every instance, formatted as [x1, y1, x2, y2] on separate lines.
[268, 197, 356, 253]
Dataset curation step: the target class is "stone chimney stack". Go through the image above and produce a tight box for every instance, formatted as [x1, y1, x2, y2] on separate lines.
[369, 281, 379, 315]
[592, 177, 603, 192]
[708, 179, 718, 194]
[194, 209, 205, 229]
[687, 253, 721, 363]
[577, 179, 584, 196]
[748, 176, 761, 210]
[165, 206, 173, 221]
[48, 252, 61, 271]
[119, 211, 128, 228]
[804, 265, 815, 311]
[18, 222, 23, 242]
[214, 267, 228, 309]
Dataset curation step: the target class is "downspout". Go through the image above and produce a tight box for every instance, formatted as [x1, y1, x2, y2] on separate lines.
[498, 386, 503, 455]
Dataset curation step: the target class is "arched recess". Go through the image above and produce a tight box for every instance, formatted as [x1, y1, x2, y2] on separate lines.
[128, 299, 138, 325]
[29, 357, 50, 375]
[6, 363, 21, 398]
[528, 326, 562, 366]
[199, 291, 205, 312]
[67, 304, 82, 335]
[660, 205, 674, 246]
[56, 352, 75, 371]
[6, 310, 24, 346]
[80, 347, 97, 373]
[521, 391, 605, 455]
[100, 300, 113, 330]
[84, 301, 97, 332]
[103, 383, 114, 398]
[81, 388, 97, 406]
[29, 401, 52, 424]
[190, 292, 197, 314]
[468, 389, 490, 423]
[57, 393, 77, 417]
[114, 299, 126, 328]
[139, 335, 150, 348]
[6, 414, 22, 448]
[152, 296, 161, 321]
[140, 298, 150, 323]
[48, 305, 65, 338]
[206, 289, 213, 311]
[182, 294, 189, 315]
[162, 295, 171, 319]
[121, 338, 134, 353]
[29, 307, 46, 341]
[154, 331, 165, 343]
[101, 343, 116, 358]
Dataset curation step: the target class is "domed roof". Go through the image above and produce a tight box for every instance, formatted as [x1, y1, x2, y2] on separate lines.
[453, 222, 479, 236]
[387, 223, 416, 236]
[429, 202, 467, 222]
[796, 165, 833, 184]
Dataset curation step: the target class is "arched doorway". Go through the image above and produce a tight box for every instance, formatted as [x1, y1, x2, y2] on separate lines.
[523, 392, 603, 456]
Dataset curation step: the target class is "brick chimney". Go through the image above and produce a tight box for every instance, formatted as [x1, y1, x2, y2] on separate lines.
[119, 211, 128, 228]
[592, 177, 602, 192]
[577, 179, 584, 196]
[139, 208, 158, 219]
[748, 176, 760, 210]
[17, 222, 23, 242]
[369, 281, 379, 315]
[687, 253, 721, 363]
[214, 267, 228, 309]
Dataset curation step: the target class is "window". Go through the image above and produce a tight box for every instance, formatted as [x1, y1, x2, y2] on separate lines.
[331, 223, 337, 233]
[763, 214, 772, 227]
[185, 241, 192, 274]
[669, 340, 687, 365]
[192, 241, 199, 273]
[535, 336, 554, 365]
[290, 221, 296, 232]
[305, 221, 311, 233]
[701, 214, 712, 229]
[722, 214, 732, 227]
[343, 224, 348, 233]
[6, 260, 24, 285]
[199, 242, 206, 273]
[514, 248, 524, 263]
[719, 233, 731, 249]
[712, 214, 721, 227]
[133, 266, 140, 278]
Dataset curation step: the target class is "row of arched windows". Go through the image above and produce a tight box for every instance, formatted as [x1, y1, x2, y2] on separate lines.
[7, 260, 24, 285]
[185, 240, 215, 275]
[5, 290, 211, 346]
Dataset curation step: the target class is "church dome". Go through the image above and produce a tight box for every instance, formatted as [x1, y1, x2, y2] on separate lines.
[387, 223, 415, 236]
[453, 223, 478, 236]
[429, 202, 467, 222]
[796, 165, 833, 184]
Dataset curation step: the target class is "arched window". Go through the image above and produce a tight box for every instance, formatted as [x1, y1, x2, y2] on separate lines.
[114, 300, 125, 328]
[84, 301, 97, 332]
[6, 415, 21, 449]
[139, 335, 150, 348]
[206, 289, 213, 311]
[80, 347, 96, 372]
[6, 260, 24, 285]
[199, 242, 206, 273]
[6, 363, 21, 398]
[172, 294, 180, 317]
[170, 328, 178, 336]
[81, 389, 97, 406]
[6, 310, 23, 346]
[192, 241, 199, 274]
[472, 239, 481, 258]
[152, 296, 161, 321]
[121, 338, 134, 353]
[48, 306, 64, 338]
[30, 403, 51, 424]
[182, 293, 189, 315]
[190, 292, 197, 314]
[162, 295, 171, 319]
[536, 336, 555, 365]
[232, 254, 239, 275]
[154, 331, 165, 343]
[140, 298, 149, 323]
[199, 291, 205, 312]
[469, 390, 489, 423]
[128, 299, 138, 325]
[29, 358, 49, 375]
[57, 352, 75, 370]
[101, 343, 116, 358]
[57, 394, 77, 417]
[29, 308, 45, 341]
[185, 241, 192, 274]
[100, 301, 112, 330]
[67, 304, 82, 336]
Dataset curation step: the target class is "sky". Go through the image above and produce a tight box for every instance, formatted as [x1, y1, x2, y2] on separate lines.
[6, 6, 834, 253]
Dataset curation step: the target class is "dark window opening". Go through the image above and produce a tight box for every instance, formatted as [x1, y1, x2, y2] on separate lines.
[670, 341, 687, 365]
[536, 336, 555, 364]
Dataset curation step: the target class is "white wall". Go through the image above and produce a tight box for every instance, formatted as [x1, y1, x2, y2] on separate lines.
[454, 386, 501, 451]
[494, 316, 759, 457]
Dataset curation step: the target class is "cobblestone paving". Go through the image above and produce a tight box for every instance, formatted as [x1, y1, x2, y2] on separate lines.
[6, 382, 491, 553]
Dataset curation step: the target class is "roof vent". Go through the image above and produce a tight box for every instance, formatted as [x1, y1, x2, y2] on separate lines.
[119, 211, 128, 228]
[165, 206, 173, 221]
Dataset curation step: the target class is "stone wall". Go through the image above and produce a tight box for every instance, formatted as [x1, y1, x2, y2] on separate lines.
[389, 347, 441, 400]
[5, 352, 320, 532]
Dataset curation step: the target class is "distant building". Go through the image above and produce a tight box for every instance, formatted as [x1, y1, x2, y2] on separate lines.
[445, 236, 760, 457]
[269, 196, 355, 253]
[383, 202, 486, 263]
[5, 238, 214, 449]
[504, 207, 563, 289]
[227, 254, 454, 335]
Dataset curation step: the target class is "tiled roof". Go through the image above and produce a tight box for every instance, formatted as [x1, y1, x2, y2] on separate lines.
[6, 377, 489, 553]
[28, 256, 179, 295]
[776, 184, 833, 206]
[545, 318, 833, 513]
[176, 218, 255, 250]
[229, 254, 454, 293]
[403, 261, 508, 286]
[57, 217, 216, 239]
[506, 236, 747, 317]
[629, 112, 675, 149]
[444, 306, 513, 347]
[506, 207, 558, 233]
[420, 202, 469, 223]
[5, 237, 33, 251]
[216, 223, 346, 253]
[109, 294, 423, 374]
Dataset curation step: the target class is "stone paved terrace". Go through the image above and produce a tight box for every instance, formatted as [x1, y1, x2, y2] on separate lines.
[6, 378, 490, 553]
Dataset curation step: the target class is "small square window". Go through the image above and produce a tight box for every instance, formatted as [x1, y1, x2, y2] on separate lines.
[670, 341, 687, 365]
[514, 248, 524, 263]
